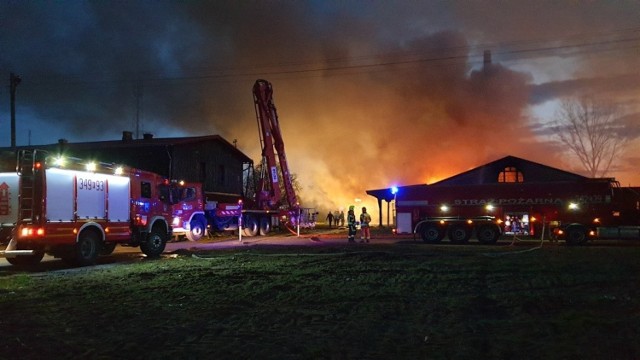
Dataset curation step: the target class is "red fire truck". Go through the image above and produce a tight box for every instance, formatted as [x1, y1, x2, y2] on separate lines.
[130, 79, 316, 241]
[0, 149, 202, 266]
[396, 179, 640, 245]
[0, 79, 313, 256]
[163, 181, 245, 240]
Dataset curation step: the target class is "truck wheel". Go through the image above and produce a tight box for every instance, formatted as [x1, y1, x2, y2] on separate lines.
[141, 226, 168, 258]
[477, 225, 499, 244]
[420, 224, 443, 243]
[100, 242, 117, 255]
[448, 225, 471, 244]
[243, 215, 259, 237]
[565, 226, 587, 246]
[6, 250, 45, 267]
[71, 231, 100, 266]
[186, 217, 206, 242]
[259, 217, 271, 236]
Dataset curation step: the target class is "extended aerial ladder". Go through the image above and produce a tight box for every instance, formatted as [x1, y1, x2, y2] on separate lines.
[252, 79, 313, 229]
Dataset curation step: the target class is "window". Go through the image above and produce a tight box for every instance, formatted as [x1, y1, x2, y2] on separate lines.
[498, 167, 524, 183]
[141, 181, 152, 198]
[158, 184, 170, 203]
[183, 187, 196, 201]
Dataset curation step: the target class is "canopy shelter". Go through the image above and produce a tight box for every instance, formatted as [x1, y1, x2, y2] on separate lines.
[365, 187, 398, 227]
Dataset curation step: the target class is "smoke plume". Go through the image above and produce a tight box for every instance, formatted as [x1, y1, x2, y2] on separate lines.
[1, 1, 638, 222]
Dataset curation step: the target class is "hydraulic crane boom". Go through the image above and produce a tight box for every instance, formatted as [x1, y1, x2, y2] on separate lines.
[253, 79, 299, 212]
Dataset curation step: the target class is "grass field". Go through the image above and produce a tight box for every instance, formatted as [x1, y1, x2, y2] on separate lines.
[1, 242, 639, 359]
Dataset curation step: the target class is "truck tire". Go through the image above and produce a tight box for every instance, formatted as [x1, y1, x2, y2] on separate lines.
[477, 225, 500, 244]
[565, 226, 587, 246]
[243, 215, 259, 237]
[67, 230, 100, 266]
[100, 242, 117, 255]
[186, 217, 206, 242]
[259, 217, 271, 236]
[420, 223, 444, 243]
[141, 225, 168, 258]
[448, 224, 471, 244]
[6, 250, 45, 267]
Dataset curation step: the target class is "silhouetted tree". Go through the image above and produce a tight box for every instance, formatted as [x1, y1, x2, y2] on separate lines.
[553, 97, 626, 178]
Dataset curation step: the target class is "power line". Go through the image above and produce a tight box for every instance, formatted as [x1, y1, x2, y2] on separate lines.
[14, 27, 640, 89]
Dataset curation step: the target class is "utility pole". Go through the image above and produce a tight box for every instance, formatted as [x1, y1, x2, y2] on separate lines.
[10, 73, 22, 148]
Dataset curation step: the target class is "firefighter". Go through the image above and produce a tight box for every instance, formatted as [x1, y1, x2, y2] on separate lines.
[347, 206, 357, 243]
[326, 211, 334, 228]
[360, 206, 371, 243]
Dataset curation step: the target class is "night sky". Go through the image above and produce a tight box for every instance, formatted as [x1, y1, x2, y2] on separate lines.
[1, 1, 639, 218]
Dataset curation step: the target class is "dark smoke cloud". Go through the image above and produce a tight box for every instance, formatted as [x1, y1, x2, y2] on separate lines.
[1, 1, 639, 220]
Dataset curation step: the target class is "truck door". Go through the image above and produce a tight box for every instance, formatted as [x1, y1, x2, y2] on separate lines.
[397, 212, 413, 234]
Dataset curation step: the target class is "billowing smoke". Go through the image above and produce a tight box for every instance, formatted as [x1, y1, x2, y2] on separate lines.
[1, 1, 639, 222]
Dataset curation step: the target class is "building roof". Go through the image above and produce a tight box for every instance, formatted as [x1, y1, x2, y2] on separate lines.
[1, 134, 253, 163]
[367, 155, 592, 202]
[366, 184, 424, 202]
[431, 155, 588, 186]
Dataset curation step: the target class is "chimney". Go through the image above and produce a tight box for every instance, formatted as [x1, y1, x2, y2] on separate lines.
[122, 131, 133, 141]
[143, 133, 154, 140]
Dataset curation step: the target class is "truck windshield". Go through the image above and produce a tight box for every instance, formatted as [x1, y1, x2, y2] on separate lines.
[158, 184, 196, 204]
